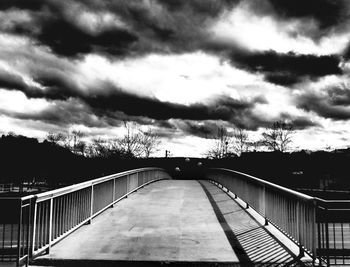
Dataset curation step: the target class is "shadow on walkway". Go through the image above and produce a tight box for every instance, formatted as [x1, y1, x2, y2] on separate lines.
[198, 181, 313, 267]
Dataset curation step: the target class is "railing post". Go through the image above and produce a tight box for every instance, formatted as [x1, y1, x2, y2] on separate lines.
[88, 185, 94, 224]
[325, 211, 330, 267]
[111, 178, 116, 208]
[125, 175, 129, 198]
[46, 198, 53, 254]
[312, 199, 317, 265]
[16, 199, 22, 267]
[31, 201, 37, 258]
[27, 197, 35, 265]
[262, 186, 268, 225]
[297, 202, 304, 257]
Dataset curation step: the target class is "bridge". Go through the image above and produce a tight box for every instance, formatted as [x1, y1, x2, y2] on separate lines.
[1, 167, 350, 266]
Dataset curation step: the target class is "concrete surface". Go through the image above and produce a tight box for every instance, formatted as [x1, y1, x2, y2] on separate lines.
[31, 179, 314, 266]
[34, 180, 239, 264]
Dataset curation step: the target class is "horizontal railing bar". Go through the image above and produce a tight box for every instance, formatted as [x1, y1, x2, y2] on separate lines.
[315, 197, 350, 204]
[211, 168, 315, 201]
[35, 167, 163, 202]
[0, 196, 35, 200]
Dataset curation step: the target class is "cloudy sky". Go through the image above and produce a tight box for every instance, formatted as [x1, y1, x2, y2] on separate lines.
[1, 0, 350, 156]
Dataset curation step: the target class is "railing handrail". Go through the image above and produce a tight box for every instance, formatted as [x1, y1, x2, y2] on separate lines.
[211, 168, 315, 201]
[32, 167, 164, 202]
[0, 167, 171, 266]
[314, 197, 350, 204]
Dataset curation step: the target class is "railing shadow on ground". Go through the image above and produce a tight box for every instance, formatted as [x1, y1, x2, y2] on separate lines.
[0, 168, 171, 267]
[200, 180, 312, 267]
[206, 168, 350, 267]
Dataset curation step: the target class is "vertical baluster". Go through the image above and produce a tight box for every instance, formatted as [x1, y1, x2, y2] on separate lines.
[333, 223, 336, 250]
[73, 192, 77, 227]
[16, 200, 22, 267]
[58, 197, 63, 237]
[80, 190, 84, 222]
[38, 203, 42, 249]
[66, 194, 70, 231]
[54, 198, 58, 240]
[61, 196, 65, 234]
[81, 190, 85, 222]
[74, 192, 78, 226]
[71, 193, 75, 228]
[47, 198, 53, 253]
[89, 185, 94, 222]
[64, 195, 68, 233]
[112, 178, 116, 207]
[68, 194, 72, 230]
[22, 205, 26, 258]
[77, 191, 81, 224]
[40, 203, 44, 248]
[341, 223, 345, 264]
[44, 202, 48, 247]
[31, 201, 37, 255]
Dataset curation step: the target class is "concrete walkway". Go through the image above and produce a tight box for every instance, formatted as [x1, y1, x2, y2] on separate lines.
[32, 180, 311, 266]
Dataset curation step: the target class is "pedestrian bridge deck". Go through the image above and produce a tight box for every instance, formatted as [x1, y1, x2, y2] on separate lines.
[32, 180, 313, 266]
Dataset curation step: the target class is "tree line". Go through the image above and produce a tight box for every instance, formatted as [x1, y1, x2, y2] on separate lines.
[46, 122, 161, 159]
[205, 120, 294, 159]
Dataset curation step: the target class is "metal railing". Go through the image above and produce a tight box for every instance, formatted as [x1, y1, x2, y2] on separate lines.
[316, 199, 350, 266]
[206, 168, 318, 259]
[0, 167, 171, 266]
[206, 168, 350, 266]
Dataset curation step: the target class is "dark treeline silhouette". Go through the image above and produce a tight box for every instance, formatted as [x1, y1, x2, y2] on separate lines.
[206, 150, 350, 194]
[1, 134, 350, 197]
[0, 133, 202, 193]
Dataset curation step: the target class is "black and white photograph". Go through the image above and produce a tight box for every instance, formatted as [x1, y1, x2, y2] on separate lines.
[0, 0, 350, 266]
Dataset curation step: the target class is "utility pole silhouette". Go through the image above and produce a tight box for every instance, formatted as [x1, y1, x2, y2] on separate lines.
[165, 150, 170, 158]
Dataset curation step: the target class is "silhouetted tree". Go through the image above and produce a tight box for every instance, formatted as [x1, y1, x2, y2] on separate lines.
[88, 138, 111, 157]
[46, 132, 67, 146]
[117, 122, 143, 158]
[233, 127, 250, 155]
[261, 121, 294, 152]
[140, 128, 161, 158]
[205, 126, 232, 159]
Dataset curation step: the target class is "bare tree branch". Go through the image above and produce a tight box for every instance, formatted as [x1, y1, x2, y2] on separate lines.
[205, 126, 232, 159]
[117, 122, 143, 158]
[232, 127, 250, 156]
[261, 121, 294, 152]
[139, 128, 161, 158]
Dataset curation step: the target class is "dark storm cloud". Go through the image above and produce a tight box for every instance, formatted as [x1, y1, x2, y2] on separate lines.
[169, 120, 221, 139]
[0, 68, 29, 92]
[279, 113, 320, 129]
[0, 0, 243, 58]
[155, 0, 240, 17]
[0, 66, 267, 127]
[0, 99, 113, 128]
[82, 92, 262, 122]
[230, 50, 342, 85]
[267, 0, 348, 30]
[0, 0, 47, 10]
[0, 1, 138, 57]
[290, 117, 319, 129]
[0, 0, 344, 143]
[37, 19, 138, 57]
[296, 86, 350, 120]
[341, 44, 350, 60]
